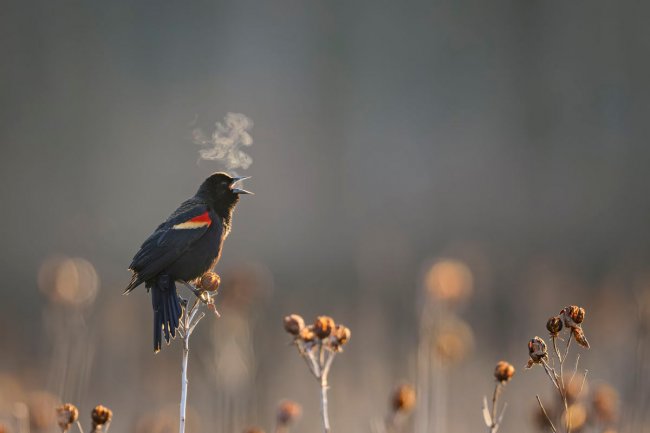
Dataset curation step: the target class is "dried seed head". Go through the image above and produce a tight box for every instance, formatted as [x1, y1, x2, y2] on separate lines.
[562, 403, 587, 431]
[526, 336, 548, 368]
[546, 316, 563, 336]
[283, 314, 305, 336]
[276, 400, 302, 426]
[391, 384, 416, 414]
[242, 427, 265, 433]
[313, 316, 336, 339]
[565, 372, 589, 403]
[561, 305, 586, 328]
[198, 272, 221, 293]
[329, 325, 351, 351]
[91, 405, 112, 429]
[299, 325, 316, 343]
[494, 361, 515, 383]
[592, 384, 619, 423]
[56, 404, 79, 432]
[572, 327, 590, 349]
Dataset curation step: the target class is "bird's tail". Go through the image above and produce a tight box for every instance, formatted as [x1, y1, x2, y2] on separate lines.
[151, 275, 182, 353]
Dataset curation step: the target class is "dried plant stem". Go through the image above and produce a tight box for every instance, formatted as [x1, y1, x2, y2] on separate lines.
[178, 295, 209, 433]
[536, 395, 558, 433]
[76, 421, 85, 433]
[320, 374, 330, 433]
[180, 334, 189, 433]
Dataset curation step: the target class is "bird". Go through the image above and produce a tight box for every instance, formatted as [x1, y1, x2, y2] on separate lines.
[124, 172, 252, 352]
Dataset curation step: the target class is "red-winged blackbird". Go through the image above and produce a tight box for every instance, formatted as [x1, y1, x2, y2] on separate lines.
[124, 172, 252, 352]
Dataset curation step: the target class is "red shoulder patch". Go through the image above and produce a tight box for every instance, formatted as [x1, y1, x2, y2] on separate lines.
[172, 211, 212, 229]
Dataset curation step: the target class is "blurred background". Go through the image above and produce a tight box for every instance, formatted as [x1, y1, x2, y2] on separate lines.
[1, 0, 650, 432]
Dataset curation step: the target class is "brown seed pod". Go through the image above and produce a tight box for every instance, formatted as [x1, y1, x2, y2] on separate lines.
[562, 305, 586, 328]
[332, 325, 351, 347]
[283, 314, 305, 336]
[546, 316, 563, 336]
[391, 384, 416, 413]
[299, 325, 317, 343]
[313, 316, 335, 339]
[572, 327, 590, 349]
[494, 361, 515, 383]
[198, 272, 221, 293]
[276, 400, 302, 426]
[592, 384, 619, 423]
[91, 405, 112, 429]
[526, 336, 548, 368]
[56, 404, 79, 432]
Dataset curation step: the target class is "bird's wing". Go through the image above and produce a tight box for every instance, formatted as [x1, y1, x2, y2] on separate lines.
[129, 199, 219, 281]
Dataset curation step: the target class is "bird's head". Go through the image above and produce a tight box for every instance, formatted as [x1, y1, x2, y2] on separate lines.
[197, 172, 252, 214]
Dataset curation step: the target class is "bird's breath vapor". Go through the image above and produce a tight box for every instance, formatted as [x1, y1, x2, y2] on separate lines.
[192, 112, 254, 171]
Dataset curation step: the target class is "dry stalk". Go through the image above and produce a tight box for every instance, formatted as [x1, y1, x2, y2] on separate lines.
[283, 315, 350, 433]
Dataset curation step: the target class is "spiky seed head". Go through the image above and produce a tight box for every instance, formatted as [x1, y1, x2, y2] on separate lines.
[91, 405, 112, 429]
[56, 404, 79, 432]
[494, 361, 515, 383]
[313, 316, 335, 339]
[276, 400, 302, 426]
[283, 314, 305, 336]
[391, 384, 416, 413]
[546, 316, 563, 336]
[198, 272, 221, 293]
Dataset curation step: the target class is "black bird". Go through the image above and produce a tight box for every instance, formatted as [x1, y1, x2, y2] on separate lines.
[124, 172, 252, 352]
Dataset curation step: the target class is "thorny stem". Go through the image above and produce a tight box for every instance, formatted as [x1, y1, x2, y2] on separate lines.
[536, 395, 558, 433]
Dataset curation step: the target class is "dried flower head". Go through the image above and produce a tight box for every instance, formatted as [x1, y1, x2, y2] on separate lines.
[313, 316, 336, 339]
[56, 404, 79, 432]
[198, 272, 221, 293]
[91, 405, 112, 430]
[276, 400, 302, 426]
[562, 403, 587, 431]
[283, 314, 305, 336]
[592, 384, 619, 423]
[562, 305, 586, 327]
[299, 325, 317, 343]
[391, 384, 416, 414]
[572, 326, 590, 349]
[494, 361, 515, 383]
[565, 372, 589, 404]
[526, 336, 548, 368]
[330, 325, 351, 351]
[546, 316, 563, 336]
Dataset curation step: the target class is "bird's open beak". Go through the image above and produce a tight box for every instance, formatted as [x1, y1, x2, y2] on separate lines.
[230, 176, 253, 195]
